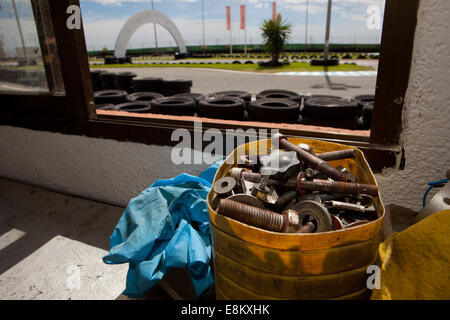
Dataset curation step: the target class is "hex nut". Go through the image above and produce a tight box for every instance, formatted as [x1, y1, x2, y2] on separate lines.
[281, 209, 300, 233]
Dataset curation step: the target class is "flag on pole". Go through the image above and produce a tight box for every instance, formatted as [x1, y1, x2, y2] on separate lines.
[240, 5, 246, 30]
[272, 2, 277, 20]
[226, 6, 231, 30]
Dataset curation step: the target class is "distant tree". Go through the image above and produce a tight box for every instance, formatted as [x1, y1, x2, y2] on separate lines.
[260, 13, 292, 66]
[101, 47, 109, 56]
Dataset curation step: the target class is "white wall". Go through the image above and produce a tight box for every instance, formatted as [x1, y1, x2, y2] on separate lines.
[0, 0, 449, 211]
[0, 126, 208, 207]
[374, 0, 450, 210]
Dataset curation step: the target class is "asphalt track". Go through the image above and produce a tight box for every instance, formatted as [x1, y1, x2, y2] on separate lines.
[100, 66, 377, 98]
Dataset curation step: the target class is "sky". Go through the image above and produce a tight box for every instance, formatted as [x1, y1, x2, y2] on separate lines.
[79, 0, 386, 51]
[0, 0, 385, 56]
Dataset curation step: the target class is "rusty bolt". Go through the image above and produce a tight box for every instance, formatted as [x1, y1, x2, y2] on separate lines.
[304, 168, 315, 180]
[272, 134, 352, 183]
[275, 190, 297, 210]
[316, 149, 356, 162]
[298, 177, 379, 197]
[297, 221, 316, 234]
[217, 199, 300, 233]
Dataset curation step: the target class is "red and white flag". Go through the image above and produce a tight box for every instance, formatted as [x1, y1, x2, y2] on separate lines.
[240, 5, 246, 30]
[272, 2, 277, 20]
[226, 6, 231, 30]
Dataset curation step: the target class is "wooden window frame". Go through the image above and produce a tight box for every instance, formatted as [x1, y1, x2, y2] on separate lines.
[0, 0, 419, 172]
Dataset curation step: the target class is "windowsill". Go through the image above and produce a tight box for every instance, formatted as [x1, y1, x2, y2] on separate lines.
[96, 109, 371, 144]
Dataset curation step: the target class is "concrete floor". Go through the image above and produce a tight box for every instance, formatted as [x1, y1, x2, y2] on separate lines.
[0, 176, 415, 300]
[0, 178, 129, 299]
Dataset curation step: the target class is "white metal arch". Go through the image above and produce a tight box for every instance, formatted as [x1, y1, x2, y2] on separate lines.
[114, 10, 187, 58]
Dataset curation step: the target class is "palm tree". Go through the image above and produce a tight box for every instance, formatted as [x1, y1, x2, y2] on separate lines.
[260, 13, 292, 66]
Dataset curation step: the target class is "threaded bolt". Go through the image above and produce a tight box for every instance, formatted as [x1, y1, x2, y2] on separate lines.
[273, 134, 353, 183]
[298, 177, 379, 197]
[297, 221, 316, 234]
[316, 149, 356, 162]
[218, 199, 291, 232]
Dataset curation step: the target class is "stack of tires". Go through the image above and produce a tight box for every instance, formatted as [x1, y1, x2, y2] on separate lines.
[132, 77, 164, 94]
[99, 72, 115, 90]
[162, 79, 193, 96]
[249, 89, 303, 123]
[90, 70, 104, 91]
[113, 72, 137, 93]
[353, 94, 375, 130]
[301, 95, 362, 130]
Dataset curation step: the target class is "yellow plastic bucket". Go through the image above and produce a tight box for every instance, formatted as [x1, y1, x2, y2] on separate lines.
[207, 138, 385, 300]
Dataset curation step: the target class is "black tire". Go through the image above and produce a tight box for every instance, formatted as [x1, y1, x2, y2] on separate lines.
[303, 98, 359, 120]
[304, 94, 344, 101]
[113, 72, 136, 92]
[197, 96, 245, 120]
[132, 77, 163, 93]
[94, 89, 127, 104]
[353, 94, 375, 107]
[150, 96, 196, 116]
[362, 102, 374, 129]
[208, 91, 252, 104]
[99, 72, 116, 90]
[171, 93, 204, 112]
[244, 60, 254, 64]
[162, 79, 193, 96]
[172, 92, 205, 101]
[114, 102, 151, 113]
[232, 60, 242, 64]
[91, 70, 104, 91]
[256, 89, 302, 103]
[248, 98, 300, 123]
[126, 92, 163, 102]
[96, 103, 114, 110]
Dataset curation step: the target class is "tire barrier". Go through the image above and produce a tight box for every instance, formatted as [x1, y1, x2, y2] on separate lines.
[90, 70, 105, 91]
[94, 87, 374, 130]
[150, 96, 196, 116]
[248, 98, 300, 123]
[162, 79, 193, 96]
[113, 72, 137, 93]
[197, 96, 246, 120]
[126, 92, 163, 102]
[94, 89, 128, 105]
[132, 77, 164, 94]
[99, 72, 116, 90]
[303, 98, 359, 120]
[114, 101, 152, 113]
[256, 89, 303, 103]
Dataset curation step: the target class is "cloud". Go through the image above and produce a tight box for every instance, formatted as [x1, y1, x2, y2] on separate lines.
[82, 0, 196, 6]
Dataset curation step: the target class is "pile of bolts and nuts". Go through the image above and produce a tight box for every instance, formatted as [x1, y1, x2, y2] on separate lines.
[212, 134, 379, 234]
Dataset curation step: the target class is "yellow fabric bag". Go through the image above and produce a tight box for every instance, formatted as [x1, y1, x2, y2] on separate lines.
[372, 210, 450, 300]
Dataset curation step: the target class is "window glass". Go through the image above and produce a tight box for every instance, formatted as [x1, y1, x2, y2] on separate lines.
[0, 0, 64, 94]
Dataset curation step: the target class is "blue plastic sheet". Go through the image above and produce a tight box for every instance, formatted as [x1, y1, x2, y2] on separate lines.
[103, 161, 222, 298]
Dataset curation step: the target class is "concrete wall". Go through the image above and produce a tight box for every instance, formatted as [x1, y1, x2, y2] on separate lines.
[0, 0, 449, 211]
[374, 0, 450, 210]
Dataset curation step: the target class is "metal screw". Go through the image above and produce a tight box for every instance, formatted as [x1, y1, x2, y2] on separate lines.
[316, 149, 356, 162]
[217, 199, 299, 233]
[251, 174, 271, 201]
[273, 134, 353, 182]
[298, 177, 379, 197]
